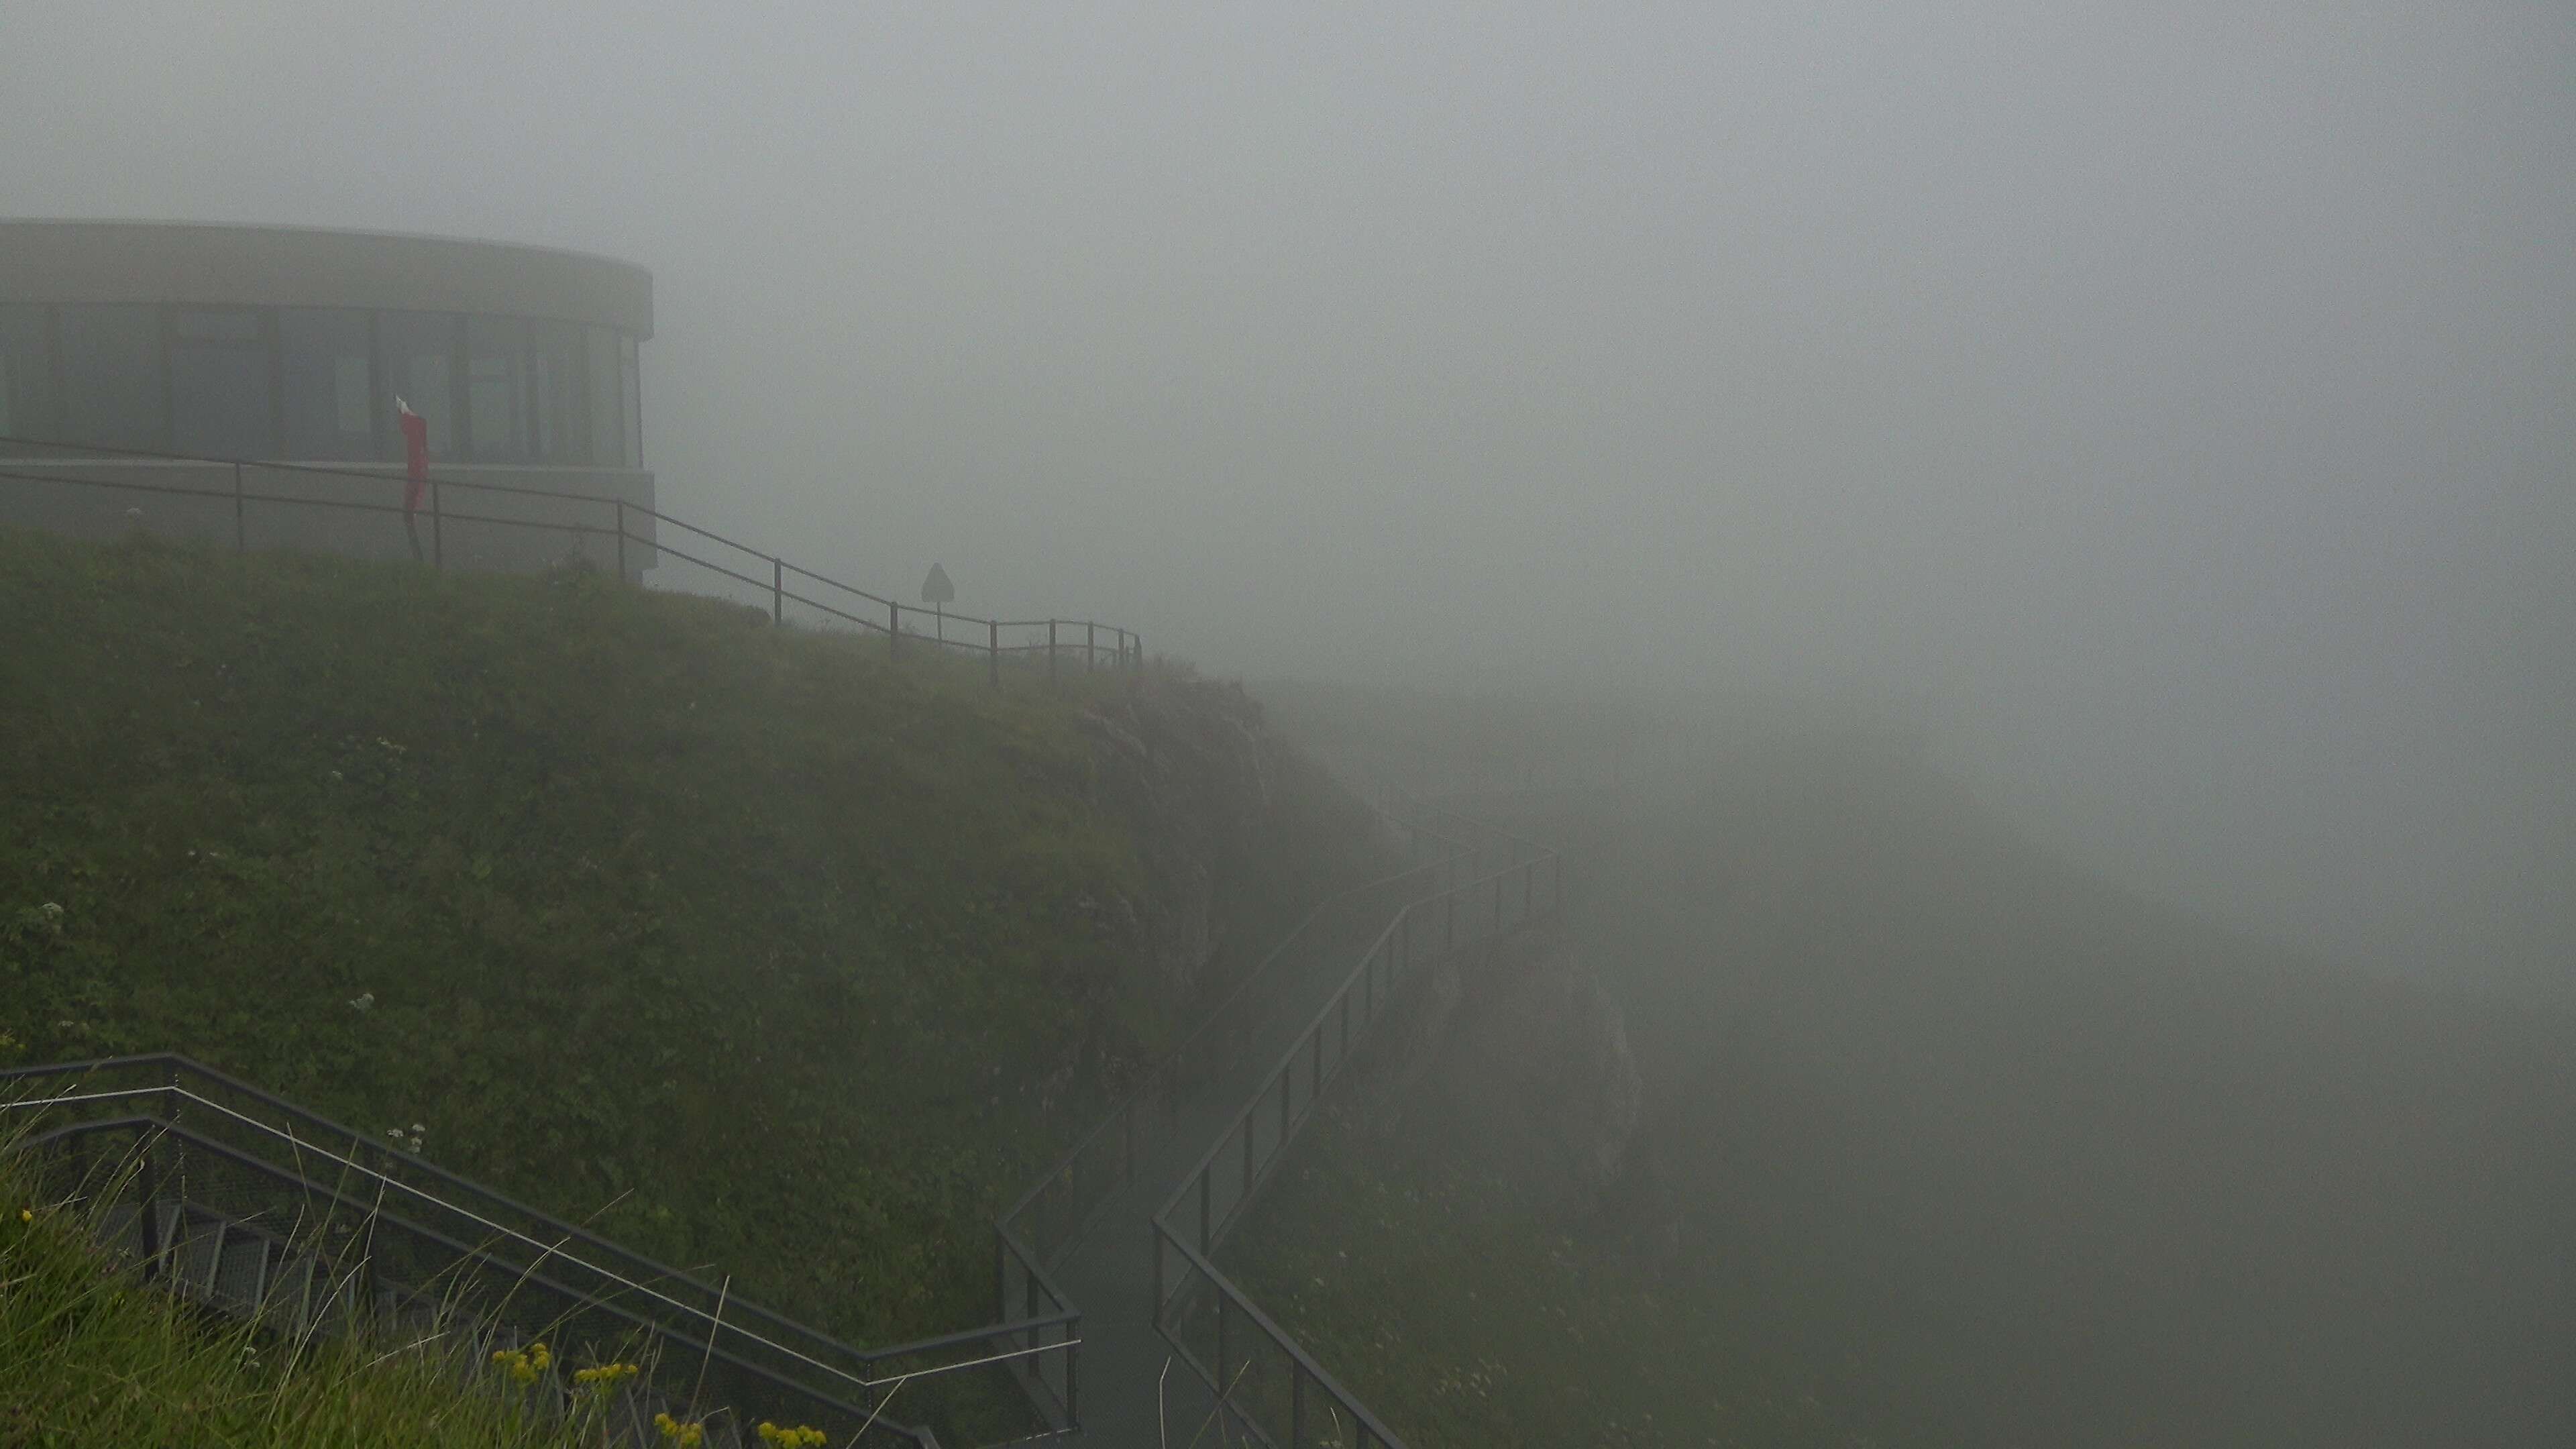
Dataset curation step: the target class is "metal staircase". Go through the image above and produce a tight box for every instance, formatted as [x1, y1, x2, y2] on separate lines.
[1, 1061, 941, 1448]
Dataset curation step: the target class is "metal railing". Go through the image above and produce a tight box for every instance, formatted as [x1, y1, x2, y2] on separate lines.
[0, 1056, 1077, 1446]
[991, 808, 1496, 1282]
[1148, 786, 1563, 1449]
[0, 434, 1141, 684]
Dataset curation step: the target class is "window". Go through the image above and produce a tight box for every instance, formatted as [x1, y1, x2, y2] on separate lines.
[169, 307, 276, 458]
[466, 315, 528, 463]
[56, 305, 164, 451]
[621, 335, 642, 468]
[0, 305, 55, 449]
[378, 311, 458, 460]
[530, 319, 584, 464]
[586, 326, 624, 467]
[280, 309, 376, 460]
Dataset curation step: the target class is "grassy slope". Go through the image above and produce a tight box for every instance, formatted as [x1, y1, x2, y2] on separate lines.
[1238, 735, 2576, 1448]
[0, 528, 1179, 1352]
[1, 1145, 640, 1448]
[1232, 1104, 1890, 1449]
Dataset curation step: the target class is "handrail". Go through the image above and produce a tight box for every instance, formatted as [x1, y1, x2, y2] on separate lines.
[9, 1113, 939, 1448]
[0, 432, 1140, 676]
[991, 810, 1486, 1273]
[1144, 785, 1564, 1449]
[0, 1055, 1079, 1442]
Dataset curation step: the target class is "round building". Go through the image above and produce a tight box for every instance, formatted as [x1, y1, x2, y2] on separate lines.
[0, 219, 655, 576]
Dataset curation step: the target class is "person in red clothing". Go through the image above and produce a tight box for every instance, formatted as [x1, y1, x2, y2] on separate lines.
[396, 397, 431, 561]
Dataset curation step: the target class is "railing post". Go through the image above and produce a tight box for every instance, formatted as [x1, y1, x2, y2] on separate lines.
[771, 557, 784, 624]
[1087, 621, 1096, 672]
[614, 499, 627, 581]
[1216, 1292, 1231, 1411]
[231, 461, 245, 552]
[890, 600, 900, 658]
[989, 619, 1000, 688]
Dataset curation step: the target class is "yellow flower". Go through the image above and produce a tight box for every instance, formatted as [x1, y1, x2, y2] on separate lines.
[574, 1362, 640, 1389]
[16, 1209, 29, 1223]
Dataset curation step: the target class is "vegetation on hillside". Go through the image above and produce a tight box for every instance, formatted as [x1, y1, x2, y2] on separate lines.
[1233, 723, 2576, 1448]
[1231, 1102, 1891, 1449]
[1, 1142, 652, 1448]
[0, 527, 1371, 1375]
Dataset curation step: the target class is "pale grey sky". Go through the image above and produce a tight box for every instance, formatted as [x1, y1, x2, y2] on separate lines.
[3, 1, 2569, 990]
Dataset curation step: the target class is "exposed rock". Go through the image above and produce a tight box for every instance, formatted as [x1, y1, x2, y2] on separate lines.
[1362, 925, 1656, 1225]
[1075, 672, 1377, 1010]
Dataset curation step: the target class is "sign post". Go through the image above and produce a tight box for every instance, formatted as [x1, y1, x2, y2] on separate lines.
[922, 563, 955, 645]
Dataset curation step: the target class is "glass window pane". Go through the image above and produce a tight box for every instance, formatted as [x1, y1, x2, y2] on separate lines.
[0, 305, 56, 448]
[466, 315, 528, 463]
[531, 319, 584, 464]
[586, 327, 623, 467]
[172, 307, 262, 342]
[378, 311, 458, 460]
[621, 335, 642, 468]
[57, 304, 164, 451]
[171, 338, 274, 458]
[280, 308, 376, 460]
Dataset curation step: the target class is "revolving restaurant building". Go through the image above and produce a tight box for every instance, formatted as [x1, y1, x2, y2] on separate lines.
[0, 219, 654, 576]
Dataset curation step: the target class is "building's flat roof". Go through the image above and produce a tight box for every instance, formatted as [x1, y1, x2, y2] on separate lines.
[0, 218, 653, 337]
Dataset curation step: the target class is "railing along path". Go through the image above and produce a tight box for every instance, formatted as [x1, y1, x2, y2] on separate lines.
[0, 433, 1139, 685]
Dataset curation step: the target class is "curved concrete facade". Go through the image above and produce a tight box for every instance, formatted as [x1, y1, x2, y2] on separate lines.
[0, 219, 652, 337]
[0, 219, 656, 579]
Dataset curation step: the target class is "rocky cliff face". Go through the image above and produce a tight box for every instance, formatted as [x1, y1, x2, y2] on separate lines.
[1077, 670, 1382, 1024]
[1363, 922, 1677, 1254]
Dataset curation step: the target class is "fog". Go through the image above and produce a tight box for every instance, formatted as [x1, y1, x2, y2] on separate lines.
[3, 1, 2568, 994]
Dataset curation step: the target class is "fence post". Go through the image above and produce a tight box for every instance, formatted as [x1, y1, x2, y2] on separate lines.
[989, 619, 1000, 688]
[231, 462, 245, 552]
[614, 500, 627, 582]
[771, 557, 784, 624]
[429, 479, 443, 570]
[890, 601, 900, 658]
[1087, 622, 1096, 672]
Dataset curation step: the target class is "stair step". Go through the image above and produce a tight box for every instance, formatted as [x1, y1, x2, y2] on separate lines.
[211, 1230, 269, 1312]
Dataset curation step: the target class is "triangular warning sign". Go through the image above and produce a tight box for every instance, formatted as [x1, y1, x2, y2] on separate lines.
[920, 563, 955, 605]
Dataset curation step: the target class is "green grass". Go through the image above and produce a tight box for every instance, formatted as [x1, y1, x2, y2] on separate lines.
[1227, 1104, 1898, 1449]
[0, 1144, 662, 1448]
[0, 527, 1366, 1373]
